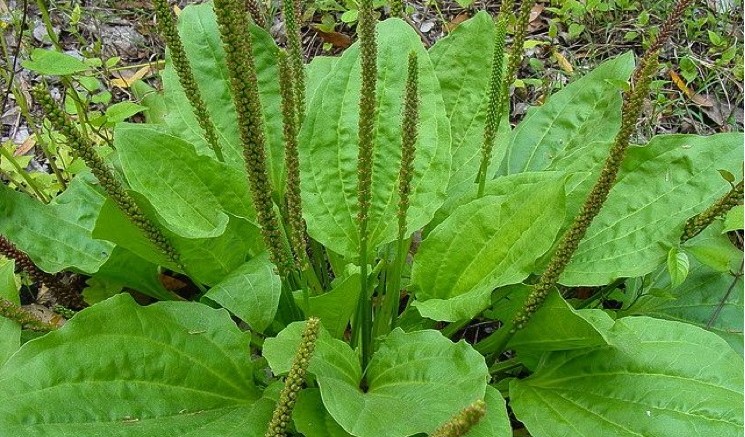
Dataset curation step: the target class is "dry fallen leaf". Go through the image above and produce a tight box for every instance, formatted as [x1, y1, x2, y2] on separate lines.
[110, 65, 152, 88]
[527, 4, 545, 32]
[669, 70, 714, 107]
[312, 26, 352, 49]
[14, 133, 36, 156]
[444, 12, 470, 33]
[553, 50, 574, 74]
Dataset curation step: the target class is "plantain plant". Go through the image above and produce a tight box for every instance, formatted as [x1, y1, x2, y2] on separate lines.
[0, 0, 742, 435]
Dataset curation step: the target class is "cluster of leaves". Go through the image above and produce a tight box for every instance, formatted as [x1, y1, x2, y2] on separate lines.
[0, 1, 743, 436]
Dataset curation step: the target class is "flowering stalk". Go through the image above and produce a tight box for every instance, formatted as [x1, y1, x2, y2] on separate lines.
[0, 235, 86, 309]
[507, 0, 698, 331]
[0, 297, 59, 332]
[375, 51, 419, 339]
[475, 16, 507, 197]
[154, 0, 223, 161]
[245, 0, 267, 28]
[430, 400, 487, 437]
[354, 0, 378, 370]
[681, 180, 743, 243]
[32, 87, 182, 271]
[282, 0, 305, 124]
[265, 317, 320, 437]
[278, 50, 307, 270]
[390, 0, 404, 17]
[213, 0, 293, 275]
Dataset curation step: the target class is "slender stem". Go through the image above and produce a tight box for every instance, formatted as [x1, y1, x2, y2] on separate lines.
[575, 278, 625, 309]
[0, 147, 50, 203]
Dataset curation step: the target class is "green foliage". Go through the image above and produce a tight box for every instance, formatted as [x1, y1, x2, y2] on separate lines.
[0, 3, 742, 437]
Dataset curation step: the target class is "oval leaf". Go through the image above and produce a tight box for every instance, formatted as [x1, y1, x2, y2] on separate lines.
[0, 294, 274, 435]
[510, 317, 744, 436]
[115, 124, 256, 239]
[429, 11, 510, 195]
[0, 177, 113, 274]
[202, 252, 281, 332]
[500, 52, 635, 175]
[561, 133, 744, 285]
[299, 18, 451, 258]
[412, 180, 566, 321]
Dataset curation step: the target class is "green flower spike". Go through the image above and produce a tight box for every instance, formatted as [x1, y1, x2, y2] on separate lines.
[278, 50, 307, 269]
[265, 317, 321, 437]
[32, 87, 182, 270]
[154, 0, 223, 162]
[682, 180, 743, 243]
[512, 0, 695, 330]
[476, 16, 507, 197]
[282, 0, 306, 124]
[246, 0, 267, 28]
[0, 297, 59, 332]
[0, 235, 86, 309]
[390, 0, 404, 17]
[398, 51, 419, 240]
[213, 0, 293, 275]
[355, 0, 378, 370]
[430, 400, 487, 437]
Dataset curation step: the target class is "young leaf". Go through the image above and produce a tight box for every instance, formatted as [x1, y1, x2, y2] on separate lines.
[21, 48, 90, 75]
[723, 204, 744, 232]
[202, 252, 281, 332]
[666, 246, 690, 288]
[499, 52, 635, 175]
[264, 324, 488, 437]
[510, 317, 744, 436]
[299, 18, 451, 259]
[0, 294, 275, 435]
[560, 133, 744, 285]
[0, 177, 113, 274]
[412, 181, 566, 322]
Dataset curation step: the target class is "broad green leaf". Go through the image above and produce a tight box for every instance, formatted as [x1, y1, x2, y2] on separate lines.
[320, 329, 487, 437]
[723, 204, 743, 232]
[0, 177, 113, 273]
[202, 252, 281, 332]
[21, 48, 90, 75]
[509, 290, 611, 356]
[306, 56, 337, 104]
[105, 101, 147, 124]
[429, 11, 510, 195]
[263, 321, 361, 386]
[499, 52, 634, 175]
[162, 3, 286, 199]
[465, 386, 511, 437]
[293, 389, 353, 437]
[510, 317, 744, 436]
[131, 79, 168, 124]
[684, 221, 743, 272]
[299, 18, 451, 258]
[621, 258, 743, 356]
[0, 259, 20, 366]
[93, 196, 261, 286]
[265, 324, 488, 437]
[0, 294, 274, 435]
[87, 246, 174, 302]
[666, 246, 689, 288]
[294, 270, 361, 338]
[412, 181, 566, 321]
[115, 123, 255, 239]
[561, 133, 744, 285]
